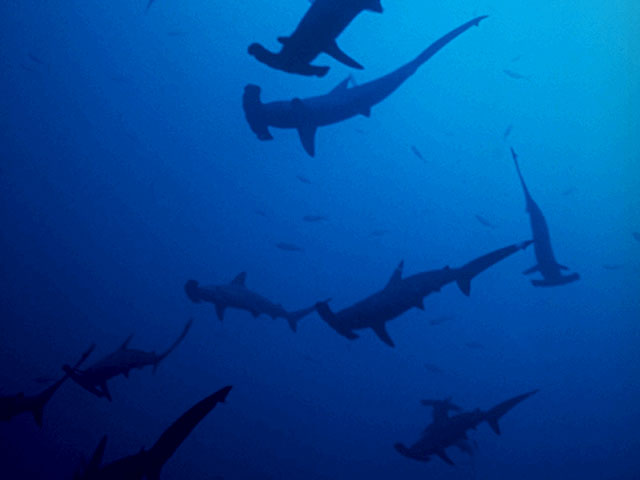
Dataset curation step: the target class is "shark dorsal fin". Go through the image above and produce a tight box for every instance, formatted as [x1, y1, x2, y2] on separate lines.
[119, 334, 134, 351]
[385, 261, 404, 289]
[329, 76, 351, 94]
[230, 272, 247, 286]
[291, 98, 317, 157]
[371, 323, 394, 347]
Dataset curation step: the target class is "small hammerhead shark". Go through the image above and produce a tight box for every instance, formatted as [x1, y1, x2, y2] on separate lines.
[63, 319, 193, 401]
[315, 240, 531, 347]
[511, 147, 580, 286]
[248, 0, 382, 77]
[395, 390, 538, 465]
[244, 15, 487, 156]
[73, 385, 232, 479]
[1, 344, 94, 427]
[184, 272, 315, 332]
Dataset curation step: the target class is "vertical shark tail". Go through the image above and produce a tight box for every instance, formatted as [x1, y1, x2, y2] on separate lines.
[484, 389, 539, 435]
[155, 318, 194, 370]
[285, 306, 315, 333]
[146, 386, 232, 479]
[184, 280, 202, 303]
[455, 240, 533, 296]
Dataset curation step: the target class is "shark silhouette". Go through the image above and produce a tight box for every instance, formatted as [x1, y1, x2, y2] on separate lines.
[73, 385, 231, 479]
[63, 319, 193, 401]
[185, 272, 314, 332]
[511, 147, 579, 286]
[248, 0, 382, 76]
[1, 344, 94, 427]
[315, 240, 531, 347]
[244, 15, 487, 157]
[395, 390, 538, 465]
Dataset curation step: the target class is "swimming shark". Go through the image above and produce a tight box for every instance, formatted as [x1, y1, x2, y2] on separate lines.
[248, 0, 383, 77]
[315, 240, 531, 347]
[63, 319, 193, 401]
[244, 15, 487, 157]
[511, 147, 580, 286]
[395, 390, 538, 465]
[1, 344, 94, 427]
[73, 385, 231, 480]
[185, 273, 314, 332]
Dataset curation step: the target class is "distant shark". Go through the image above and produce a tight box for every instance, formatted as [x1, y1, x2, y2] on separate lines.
[511, 147, 579, 286]
[315, 240, 531, 347]
[1, 344, 94, 427]
[395, 390, 538, 465]
[63, 319, 192, 401]
[248, 0, 383, 77]
[73, 385, 231, 480]
[185, 273, 314, 332]
[244, 15, 487, 157]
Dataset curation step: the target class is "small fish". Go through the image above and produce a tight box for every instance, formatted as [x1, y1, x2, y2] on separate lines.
[562, 187, 576, 196]
[254, 209, 267, 217]
[503, 124, 513, 139]
[296, 175, 312, 184]
[503, 69, 529, 80]
[276, 242, 303, 252]
[633, 232, 640, 243]
[354, 128, 366, 134]
[424, 363, 444, 374]
[428, 315, 454, 326]
[27, 53, 45, 65]
[510, 54, 522, 62]
[369, 229, 389, 237]
[602, 264, 623, 270]
[475, 214, 497, 229]
[410, 145, 425, 162]
[303, 215, 328, 222]
[19, 63, 38, 73]
[465, 341, 484, 349]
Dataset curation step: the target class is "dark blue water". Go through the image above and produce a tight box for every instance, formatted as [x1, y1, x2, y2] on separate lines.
[1, 1, 638, 478]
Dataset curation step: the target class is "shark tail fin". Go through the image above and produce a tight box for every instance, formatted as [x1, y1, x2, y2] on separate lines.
[155, 318, 194, 368]
[484, 389, 539, 435]
[285, 306, 315, 333]
[146, 386, 232, 479]
[31, 371, 72, 427]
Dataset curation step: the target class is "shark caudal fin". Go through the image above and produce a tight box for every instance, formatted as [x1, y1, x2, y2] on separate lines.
[484, 389, 539, 435]
[184, 280, 202, 303]
[285, 306, 315, 333]
[145, 386, 232, 479]
[455, 240, 533, 296]
[315, 299, 359, 340]
[154, 318, 194, 371]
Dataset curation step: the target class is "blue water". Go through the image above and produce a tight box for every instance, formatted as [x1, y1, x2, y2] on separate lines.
[1, 1, 639, 478]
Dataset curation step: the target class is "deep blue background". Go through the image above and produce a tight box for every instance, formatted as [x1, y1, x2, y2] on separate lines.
[1, 0, 639, 478]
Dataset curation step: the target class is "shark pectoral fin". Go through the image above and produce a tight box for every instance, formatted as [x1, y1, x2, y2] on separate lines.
[291, 98, 317, 157]
[436, 448, 455, 465]
[324, 41, 363, 69]
[385, 260, 404, 289]
[230, 272, 247, 285]
[522, 265, 539, 275]
[214, 304, 226, 322]
[365, 0, 383, 13]
[371, 323, 394, 347]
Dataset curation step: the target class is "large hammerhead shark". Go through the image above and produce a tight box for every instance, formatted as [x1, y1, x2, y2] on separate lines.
[0, 344, 94, 427]
[73, 385, 232, 480]
[511, 147, 580, 286]
[395, 390, 538, 465]
[63, 319, 193, 401]
[315, 240, 532, 347]
[248, 0, 382, 77]
[184, 272, 315, 332]
[243, 15, 487, 156]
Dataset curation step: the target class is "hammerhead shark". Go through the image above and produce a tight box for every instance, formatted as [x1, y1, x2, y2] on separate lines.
[511, 147, 580, 286]
[184, 273, 314, 332]
[248, 0, 382, 77]
[63, 319, 193, 401]
[243, 15, 487, 156]
[315, 240, 531, 347]
[1, 344, 94, 427]
[395, 390, 538, 465]
[73, 385, 231, 480]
